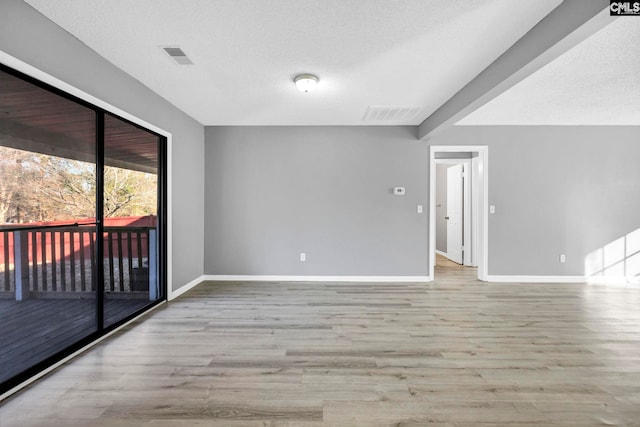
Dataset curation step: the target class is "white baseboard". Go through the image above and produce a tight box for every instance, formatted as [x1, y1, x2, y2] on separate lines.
[585, 276, 640, 286]
[435, 250, 447, 257]
[168, 275, 205, 300]
[202, 275, 430, 283]
[170, 274, 637, 290]
[486, 275, 586, 283]
[169, 275, 434, 299]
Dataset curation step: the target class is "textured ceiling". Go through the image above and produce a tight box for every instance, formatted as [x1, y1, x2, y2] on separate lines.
[458, 17, 640, 126]
[24, 0, 561, 126]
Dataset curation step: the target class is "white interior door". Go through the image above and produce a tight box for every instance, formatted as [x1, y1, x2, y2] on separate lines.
[446, 164, 463, 264]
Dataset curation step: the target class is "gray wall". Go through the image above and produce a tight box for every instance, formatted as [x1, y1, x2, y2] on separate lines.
[0, 0, 205, 292]
[205, 126, 429, 276]
[435, 164, 449, 253]
[11, 0, 633, 281]
[430, 125, 640, 276]
[206, 124, 640, 278]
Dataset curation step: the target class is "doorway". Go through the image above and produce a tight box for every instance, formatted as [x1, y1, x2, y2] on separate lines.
[429, 146, 488, 281]
[435, 160, 470, 266]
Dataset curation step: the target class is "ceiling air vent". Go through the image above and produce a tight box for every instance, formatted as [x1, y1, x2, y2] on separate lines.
[362, 106, 420, 123]
[161, 46, 194, 65]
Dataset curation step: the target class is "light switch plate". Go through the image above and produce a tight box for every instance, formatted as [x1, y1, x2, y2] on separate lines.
[489, 205, 496, 214]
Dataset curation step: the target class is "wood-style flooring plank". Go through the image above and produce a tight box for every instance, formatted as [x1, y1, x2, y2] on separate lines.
[2, 263, 640, 425]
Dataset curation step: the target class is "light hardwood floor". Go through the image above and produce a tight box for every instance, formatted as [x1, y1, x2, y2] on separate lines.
[435, 253, 465, 268]
[1, 268, 640, 426]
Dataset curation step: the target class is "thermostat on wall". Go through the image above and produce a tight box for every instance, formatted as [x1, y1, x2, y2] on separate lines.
[393, 187, 406, 196]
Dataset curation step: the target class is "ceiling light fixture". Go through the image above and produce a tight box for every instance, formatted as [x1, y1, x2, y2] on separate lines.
[294, 74, 319, 93]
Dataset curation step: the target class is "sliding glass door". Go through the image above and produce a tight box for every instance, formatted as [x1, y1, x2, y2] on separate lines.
[103, 113, 163, 327]
[0, 64, 166, 393]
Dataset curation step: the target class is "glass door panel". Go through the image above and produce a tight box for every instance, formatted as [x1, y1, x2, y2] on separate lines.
[103, 114, 161, 327]
[0, 68, 97, 385]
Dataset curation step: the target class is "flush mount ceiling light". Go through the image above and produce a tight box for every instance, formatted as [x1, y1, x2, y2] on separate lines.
[294, 74, 319, 93]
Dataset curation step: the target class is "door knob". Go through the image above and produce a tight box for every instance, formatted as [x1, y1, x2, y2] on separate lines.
[445, 216, 450, 220]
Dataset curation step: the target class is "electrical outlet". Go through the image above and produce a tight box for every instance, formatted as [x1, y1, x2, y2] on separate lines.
[559, 254, 566, 263]
[300, 252, 306, 262]
[417, 204, 423, 214]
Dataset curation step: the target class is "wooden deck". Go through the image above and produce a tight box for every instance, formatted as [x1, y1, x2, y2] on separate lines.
[0, 297, 150, 384]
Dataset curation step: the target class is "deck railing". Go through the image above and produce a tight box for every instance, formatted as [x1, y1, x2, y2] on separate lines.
[0, 223, 156, 300]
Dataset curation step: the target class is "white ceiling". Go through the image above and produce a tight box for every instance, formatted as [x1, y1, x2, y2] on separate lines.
[458, 17, 640, 126]
[24, 0, 563, 126]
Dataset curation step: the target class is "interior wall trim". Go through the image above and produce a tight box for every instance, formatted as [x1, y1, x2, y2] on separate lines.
[486, 275, 586, 283]
[202, 275, 431, 283]
[168, 275, 205, 300]
[429, 145, 489, 281]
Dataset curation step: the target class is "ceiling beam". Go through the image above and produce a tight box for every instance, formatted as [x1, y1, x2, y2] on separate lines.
[418, 0, 613, 140]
